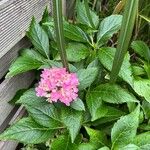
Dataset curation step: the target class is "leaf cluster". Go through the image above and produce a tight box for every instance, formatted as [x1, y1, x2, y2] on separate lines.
[0, 1, 150, 150]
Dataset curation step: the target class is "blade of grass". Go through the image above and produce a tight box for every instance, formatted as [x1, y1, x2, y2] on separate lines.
[66, 0, 76, 20]
[53, 0, 69, 70]
[110, 0, 139, 83]
[139, 14, 150, 23]
[113, 0, 127, 14]
[92, 0, 97, 10]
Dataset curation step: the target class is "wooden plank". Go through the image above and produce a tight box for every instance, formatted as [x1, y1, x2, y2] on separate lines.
[0, 0, 51, 58]
[9, 106, 26, 125]
[0, 106, 18, 132]
[0, 72, 34, 125]
[0, 37, 31, 79]
[0, 1, 48, 54]
[0, 0, 13, 10]
[0, 106, 26, 150]
[0, 1, 52, 149]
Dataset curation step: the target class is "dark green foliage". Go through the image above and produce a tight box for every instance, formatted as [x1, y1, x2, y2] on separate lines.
[1, 0, 150, 149]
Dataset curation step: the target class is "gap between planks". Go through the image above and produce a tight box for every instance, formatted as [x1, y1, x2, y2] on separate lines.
[0, 72, 35, 126]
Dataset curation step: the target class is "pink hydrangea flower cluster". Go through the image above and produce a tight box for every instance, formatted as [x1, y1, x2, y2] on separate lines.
[35, 68, 79, 106]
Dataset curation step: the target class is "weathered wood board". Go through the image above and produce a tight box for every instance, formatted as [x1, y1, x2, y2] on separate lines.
[0, 141, 18, 150]
[0, 72, 34, 126]
[0, 0, 52, 149]
[0, 37, 31, 79]
[0, 0, 50, 58]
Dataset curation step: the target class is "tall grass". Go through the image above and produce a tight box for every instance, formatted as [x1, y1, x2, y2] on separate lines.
[110, 0, 139, 83]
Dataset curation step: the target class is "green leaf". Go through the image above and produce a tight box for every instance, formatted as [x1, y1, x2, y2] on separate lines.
[78, 143, 96, 150]
[92, 115, 123, 125]
[87, 83, 137, 104]
[9, 89, 27, 105]
[133, 132, 150, 147]
[51, 134, 78, 150]
[144, 63, 150, 79]
[90, 102, 125, 121]
[85, 127, 107, 148]
[0, 117, 55, 144]
[17, 89, 83, 142]
[87, 83, 137, 121]
[17, 89, 45, 106]
[98, 147, 110, 150]
[66, 43, 90, 62]
[70, 98, 85, 111]
[97, 15, 122, 44]
[26, 104, 63, 129]
[42, 60, 77, 72]
[26, 17, 50, 58]
[87, 58, 99, 68]
[127, 102, 136, 113]
[133, 79, 150, 103]
[110, 0, 138, 83]
[41, 7, 51, 23]
[64, 22, 89, 43]
[131, 41, 150, 63]
[98, 47, 133, 85]
[111, 106, 140, 149]
[122, 143, 150, 150]
[139, 124, 150, 131]
[77, 67, 98, 90]
[132, 66, 146, 76]
[21, 48, 45, 62]
[43, 21, 55, 40]
[83, 0, 96, 29]
[17, 89, 62, 128]
[140, 144, 150, 150]
[142, 100, 150, 119]
[61, 107, 83, 143]
[139, 14, 150, 23]
[6, 49, 43, 77]
[76, 0, 99, 28]
[121, 144, 140, 150]
[41, 7, 54, 40]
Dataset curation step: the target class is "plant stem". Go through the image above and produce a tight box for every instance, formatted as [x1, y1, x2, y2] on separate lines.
[92, 0, 97, 10]
[52, 0, 69, 71]
[110, 0, 139, 83]
[62, 0, 66, 16]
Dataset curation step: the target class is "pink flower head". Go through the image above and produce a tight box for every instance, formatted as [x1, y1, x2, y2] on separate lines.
[35, 68, 79, 106]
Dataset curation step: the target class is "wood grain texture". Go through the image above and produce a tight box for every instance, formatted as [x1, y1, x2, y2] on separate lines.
[0, 1, 52, 149]
[0, 72, 34, 125]
[0, 106, 18, 132]
[0, 106, 26, 150]
[0, 141, 18, 150]
[9, 105, 26, 125]
[0, 0, 50, 58]
[0, 37, 31, 79]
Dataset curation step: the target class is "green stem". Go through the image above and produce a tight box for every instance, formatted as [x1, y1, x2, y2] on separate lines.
[92, 0, 97, 10]
[110, 0, 139, 83]
[53, 0, 69, 71]
[84, 0, 95, 29]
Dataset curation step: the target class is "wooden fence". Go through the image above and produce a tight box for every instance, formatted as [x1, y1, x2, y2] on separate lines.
[0, 0, 51, 149]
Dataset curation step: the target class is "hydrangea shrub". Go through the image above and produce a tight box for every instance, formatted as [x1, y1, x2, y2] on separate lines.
[0, 0, 150, 150]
